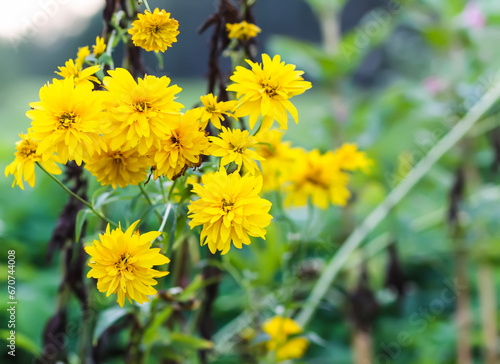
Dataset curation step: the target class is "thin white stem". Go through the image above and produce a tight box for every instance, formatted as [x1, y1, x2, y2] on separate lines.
[153, 203, 172, 244]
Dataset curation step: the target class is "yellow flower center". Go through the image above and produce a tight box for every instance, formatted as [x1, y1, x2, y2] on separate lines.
[19, 142, 37, 158]
[221, 198, 234, 213]
[115, 253, 133, 272]
[229, 142, 245, 154]
[305, 173, 328, 188]
[205, 104, 216, 113]
[112, 151, 124, 165]
[262, 81, 278, 97]
[170, 135, 180, 145]
[133, 101, 148, 113]
[58, 112, 77, 129]
[151, 25, 161, 34]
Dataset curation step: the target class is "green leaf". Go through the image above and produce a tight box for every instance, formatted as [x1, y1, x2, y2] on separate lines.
[75, 208, 90, 243]
[94, 190, 115, 210]
[143, 306, 173, 347]
[93, 306, 129, 343]
[170, 332, 214, 350]
[91, 186, 111, 206]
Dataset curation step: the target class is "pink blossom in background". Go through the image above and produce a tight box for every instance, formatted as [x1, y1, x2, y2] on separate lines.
[424, 77, 446, 96]
[462, 2, 486, 29]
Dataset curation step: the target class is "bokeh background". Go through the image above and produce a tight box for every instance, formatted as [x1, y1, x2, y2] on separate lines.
[1, 0, 500, 363]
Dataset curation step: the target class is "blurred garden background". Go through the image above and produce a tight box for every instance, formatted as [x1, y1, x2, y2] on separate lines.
[1, 0, 500, 363]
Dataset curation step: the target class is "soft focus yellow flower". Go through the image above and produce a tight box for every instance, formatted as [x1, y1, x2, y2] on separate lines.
[227, 54, 312, 131]
[188, 168, 272, 254]
[76, 46, 90, 68]
[209, 127, 263, 174]
[93, 36, 107, 57]
[85, 220, 170, 307]
[199, 93, 237, 129]
[226, 20, 261, 40]
[27, 78, 107, 166]
[284, 149, 351, 209]
[85, 141, 152, 189]
[103, 68, 183, 154]
[5, 132, 62, 190]
[153, 111, 210, 180]
[263, 316, 309, 362]
[255, 130, 301, 191]
[56, 58, 100, 86]
[128, 8, 179, 53]
[332, 143, 373, 173]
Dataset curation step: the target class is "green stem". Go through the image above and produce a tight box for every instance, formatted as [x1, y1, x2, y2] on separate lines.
[36, 162, 118, 228]
[138, 183, 163, 221]
[159, 178, 166, 203]
[295, 80, 500, 327]
[153, 203, 172, 244]
[167, 179, 178, 201]
[142, 0, 151, 12]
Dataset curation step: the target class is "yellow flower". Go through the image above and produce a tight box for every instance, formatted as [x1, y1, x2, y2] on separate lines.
[76, 46, 90, 68]
[284, 149, 351, 209]
[55, 58, 101, 86]
[85, 142, 152, 189]
[85, 220, 170, 307]
[209, 127, 264, 174]
[226, 20, 261, 40]
[199, 93, 237, 129]
[262, 316, 309, 362]
[227, 54, 312, 131]
[27, 78, 107, 166]
[255, 130, 301, 191]
[103, 68, 183, 154]
[188, 168, 272, 254]
[332, 143, 373, 173]
[153, 111, 210, 180]
[5, 132, 62, 190]
[93, 36, 107, 57]
[128, 8, 179, 53]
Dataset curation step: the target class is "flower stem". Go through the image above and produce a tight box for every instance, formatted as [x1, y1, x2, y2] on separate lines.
[142, 0, 151, 12]
[36, 162, 118, 228]
[295, 79, 500, 327]
[138, 183, 163, 221]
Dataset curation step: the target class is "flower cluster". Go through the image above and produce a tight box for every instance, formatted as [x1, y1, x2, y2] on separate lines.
[6, 6, 373, 316]
[255, 132, 373, 209]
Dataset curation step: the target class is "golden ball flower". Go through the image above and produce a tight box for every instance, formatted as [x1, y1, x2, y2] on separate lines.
[188, 168, 272, 255]
[102, 68, 183, 155]
[85, 141, 152, 189]
[27, 78, 107, 166]
[85, 220, 170, 307]
[227, 54, 312, 131]
[153, 110, 210, 180]
[128, 8, 179, 53]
